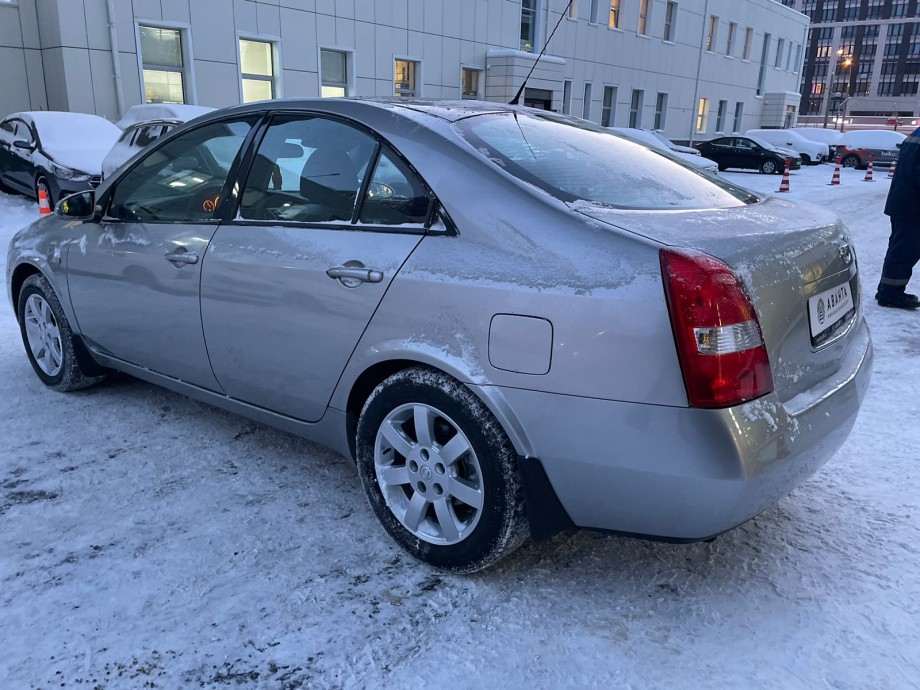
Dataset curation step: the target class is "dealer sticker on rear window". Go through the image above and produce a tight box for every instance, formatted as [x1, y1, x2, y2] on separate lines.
[808, 280, 855, 347]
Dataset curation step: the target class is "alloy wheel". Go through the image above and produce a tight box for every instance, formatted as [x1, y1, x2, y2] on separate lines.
[23, 294, 63, 377]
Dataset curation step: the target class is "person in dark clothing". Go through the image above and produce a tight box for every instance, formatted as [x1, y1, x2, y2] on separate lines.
[877, 125, 920, 310]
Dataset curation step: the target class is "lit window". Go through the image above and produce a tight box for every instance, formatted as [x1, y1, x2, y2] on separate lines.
[608, 0, 619, 29]
[569, 0, 579, 19]
[462, 68, 482, 99]
[321, 49, 349, 98]
[696, 98, 709, 133]
[140, 26, 186, 104]
[239, 39, 276, 103]
[395, 59, 418, 97]
[638, 0, 649, 36]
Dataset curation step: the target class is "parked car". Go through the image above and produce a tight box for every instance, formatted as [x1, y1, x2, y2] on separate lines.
[610, 127, 720, 173]
[7, 100, 872, 572]
[695, 136, 802, 173]
[745, 129, 828, 165]
[835, 129, 906, 169]
[115, 103, 214, 130]
[102, 119, 183, 179]
[789, 127, 843, 159]
[642, 129, 702, 156]
[0, 111, 120, 207]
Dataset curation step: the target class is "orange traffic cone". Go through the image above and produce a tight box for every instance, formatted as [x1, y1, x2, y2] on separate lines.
[777, 157, 791, 193]
[888, 159, 897, 179]
[828, 158, 842, 186]
[38, 187, 51, 215]
[863, 155, 875, 182]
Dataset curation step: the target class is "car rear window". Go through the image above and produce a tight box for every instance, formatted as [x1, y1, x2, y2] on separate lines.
[455, 112, 757, 210]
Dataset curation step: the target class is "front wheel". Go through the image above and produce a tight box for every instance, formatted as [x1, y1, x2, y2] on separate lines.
[35, 176, 53, 207]
[760, 159, 778, 174]
[17, 274, 104, 391]
[800, 154, 812, 166]
[841, 154, 860, 169]
[356, 367, 529, 573]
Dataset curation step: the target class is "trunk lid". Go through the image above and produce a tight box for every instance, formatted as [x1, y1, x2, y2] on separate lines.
[576, 196, 861, 402]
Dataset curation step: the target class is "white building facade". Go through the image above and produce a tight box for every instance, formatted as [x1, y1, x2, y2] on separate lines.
[0, 0, 809, 142]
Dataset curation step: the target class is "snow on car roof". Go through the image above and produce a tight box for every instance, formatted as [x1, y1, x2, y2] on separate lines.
[13, 111, 121, 151]
[839, 129, 907, 148]
[116, 104, 215, 129]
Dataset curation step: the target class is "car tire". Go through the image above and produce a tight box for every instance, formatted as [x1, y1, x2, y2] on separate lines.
[17, 274, 104, 392]
[800, 154, 812, 166]
[717, 163, 727, 172]
[841, 154, 860, 169]
[35, 176, 53, 207]
[356, 366, 529, 573]
[760, 160, 778, 174]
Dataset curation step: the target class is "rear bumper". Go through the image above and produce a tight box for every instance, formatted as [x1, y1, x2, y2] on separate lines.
[476, 318, 873, 540]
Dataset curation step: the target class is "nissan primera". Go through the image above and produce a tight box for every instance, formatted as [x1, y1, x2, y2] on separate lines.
[6, 99, 873, 572]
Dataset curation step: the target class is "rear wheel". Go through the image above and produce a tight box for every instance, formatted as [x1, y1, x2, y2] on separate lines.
[17, 274, 103, 391]
[800, 154, 812, 166]
[356, 367, 529, 573]
[841, 154, 860, 169]
[760, 159, 778, 174]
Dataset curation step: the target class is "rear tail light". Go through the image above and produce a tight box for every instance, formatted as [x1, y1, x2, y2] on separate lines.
[660, 248, 774, 408]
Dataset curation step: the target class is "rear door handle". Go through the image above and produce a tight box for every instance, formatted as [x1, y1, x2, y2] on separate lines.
[164, 248, 199, 266]
[326, 265, 384, 287]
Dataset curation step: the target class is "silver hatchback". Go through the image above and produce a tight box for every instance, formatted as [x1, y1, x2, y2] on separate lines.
[6, 100, 873, 572]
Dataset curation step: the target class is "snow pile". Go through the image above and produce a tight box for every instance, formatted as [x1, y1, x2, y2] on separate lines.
[1, 165, 919, 688]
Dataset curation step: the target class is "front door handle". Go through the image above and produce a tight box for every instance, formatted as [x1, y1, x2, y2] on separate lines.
[164, 247, 199, 266]
[326, 264, 384, 288]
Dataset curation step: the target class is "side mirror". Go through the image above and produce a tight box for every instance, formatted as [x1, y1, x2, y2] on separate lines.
[57, 191, 95, 220]
[12, 140, 33, 151]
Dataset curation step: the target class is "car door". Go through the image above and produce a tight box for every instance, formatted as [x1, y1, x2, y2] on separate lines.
[707, 138, 735, 169]
[200, 113, 428, 422]
[66, 116, 259, 390]
[0, 118, 16, 188]
[733, 138, 760, 170]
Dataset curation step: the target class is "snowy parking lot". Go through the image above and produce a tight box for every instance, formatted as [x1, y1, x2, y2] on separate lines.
[1, 163, 918, 689]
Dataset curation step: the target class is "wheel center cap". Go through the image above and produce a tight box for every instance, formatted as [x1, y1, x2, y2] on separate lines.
[420, 466, 433, 481]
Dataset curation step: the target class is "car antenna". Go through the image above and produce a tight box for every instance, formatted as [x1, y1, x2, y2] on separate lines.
[509, 0, 574, 106]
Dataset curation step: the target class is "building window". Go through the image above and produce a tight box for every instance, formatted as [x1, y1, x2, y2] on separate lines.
[696, 97, 708, 133]
[743, 27, 753, 60]
[638, 0, 650, 36]
[583, 83, 593, 119]
[715, 99, 728, 132]
[706, 16, 718, 52]
[239, 39, 276, 103]
[775, 38, 785, 68]
[793, 43, 802, 73]
[629, 89, 644, 128]
[521, 0, 537, 51]
[139, 26, 187, 104]
[462, 68, 482, 99]
[726, 22, 736, 56]
[654, 92, 668, 129]
[733, 101, 744, 132]
[562, 80, 572, 114]
[320, 49, 349, 98]
[569, 0, 578, 19]
[601, 85, 617, 126]
[608, 0, 619, 29]
[663, 2, 677, 42]
[589, 0, 600, 24]
[395, 59, 418, 97]
[757, 33, 771, 96]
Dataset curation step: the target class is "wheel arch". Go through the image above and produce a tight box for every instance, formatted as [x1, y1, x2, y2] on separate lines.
[341, 355, 534, 462]
[10, 262, 43, 322]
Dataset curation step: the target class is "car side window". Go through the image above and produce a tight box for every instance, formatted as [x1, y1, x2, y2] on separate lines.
[108, 117, 255, 223]
[134, 125, 163, 148]
[240, 115, 376, 223]
[359, 149, 430, 226]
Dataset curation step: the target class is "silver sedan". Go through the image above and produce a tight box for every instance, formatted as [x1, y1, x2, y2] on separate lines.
[6, 100, 873, 572]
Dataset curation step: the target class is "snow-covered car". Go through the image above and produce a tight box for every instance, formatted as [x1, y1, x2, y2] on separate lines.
[789, 127, 843, 159]
[745, 129, 828, 165]
[102, 119, 183, 179]
[695, 136, 802, 174]
[835, 130, 906, 169]
[115, 103, 214, 131]
[6, 99, 873, 572]
[0, 111, 120, 207]
[643, 129, 702, 156]
[610, 127, 720, 173]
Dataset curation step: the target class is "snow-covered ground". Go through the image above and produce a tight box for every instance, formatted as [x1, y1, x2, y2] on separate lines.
[1, 165, 918, 689]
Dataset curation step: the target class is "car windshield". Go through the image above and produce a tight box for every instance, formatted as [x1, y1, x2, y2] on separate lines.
[455, 112, 756, 210]
[646, 130, 675, 147]
[749, 137, 778, 150]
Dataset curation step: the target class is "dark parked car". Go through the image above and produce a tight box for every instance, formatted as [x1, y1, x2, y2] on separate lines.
[695, 136, 802, 174]
[0, 111, 121, 206]
[102, 119, 183, 179]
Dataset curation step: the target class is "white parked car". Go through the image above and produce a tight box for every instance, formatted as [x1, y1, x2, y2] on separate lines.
[643, 129, 702, 156]
[789, 127, 843, 158]
[115, 103, 214, 130]
[610, 127, 720, 174]
[745, 129, 828, 165]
